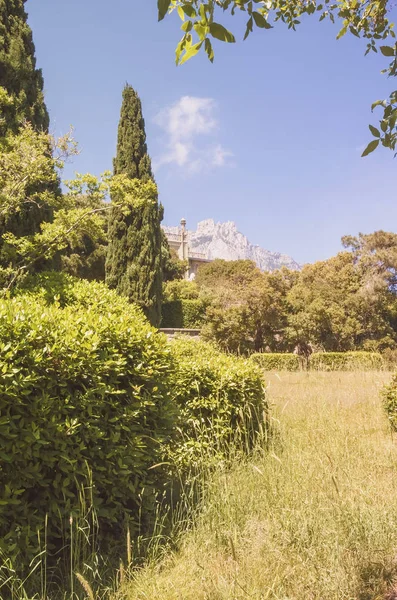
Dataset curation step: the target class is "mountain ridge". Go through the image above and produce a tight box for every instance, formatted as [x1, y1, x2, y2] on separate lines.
[163, 219, 300, 272]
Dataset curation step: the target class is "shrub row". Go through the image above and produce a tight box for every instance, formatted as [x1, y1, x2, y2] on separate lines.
[168, 338, 267, 468]
[309, 351, 383, 371]
[2, 277, 174, 568]
[161, 299, 206, 328]
[250, 351, 384, 371]
[1, 274, 267, 576]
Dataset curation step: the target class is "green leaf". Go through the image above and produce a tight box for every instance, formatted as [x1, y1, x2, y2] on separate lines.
[177, 6, 185, 21]
[194, 22, 207, 39]
[209, 22, 236, 43]
[175, 38, 186, 64]
[180, 42, 203, 65]
[205, 38, 214, 62]
[380, 45, 395, 57]
[244, 16, 253, 40]
[381, 120, 388, 133]
[252, 12, 272, 29]
[371, 99, 386, 111]
[369, 124, 380, 137]
[182, 4, 197, 18]
[336, 25, 347, 40]
[158, 0, 171, 21]
[181, 20, 193, 32]
[361, 139, 379, 157]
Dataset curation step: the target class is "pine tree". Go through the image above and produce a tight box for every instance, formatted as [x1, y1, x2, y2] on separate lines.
[106, 85, 162, 326]
[0, 0, 49, 134]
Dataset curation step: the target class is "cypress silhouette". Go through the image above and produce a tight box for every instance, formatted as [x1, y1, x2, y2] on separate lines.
[106, 84, 162, 325]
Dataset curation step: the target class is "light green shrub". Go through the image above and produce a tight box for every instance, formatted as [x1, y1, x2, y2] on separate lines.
[0, 276, 175, 574]
[250, 353, 303, 371]
[167, 338, 267, 468]
[309, 351, 383, 371]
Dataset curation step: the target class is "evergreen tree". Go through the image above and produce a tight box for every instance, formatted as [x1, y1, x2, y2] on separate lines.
[106, 84, 162, 326]
[0, 0, 54, 267]
[0, 0, 49, 134]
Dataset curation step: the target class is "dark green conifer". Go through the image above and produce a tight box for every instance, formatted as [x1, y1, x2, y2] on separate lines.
[0, 0, 49, 134]
[106, 84, 162, 326]
[0, 0, 55, 271]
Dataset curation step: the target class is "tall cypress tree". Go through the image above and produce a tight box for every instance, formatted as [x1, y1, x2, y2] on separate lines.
[106, 84, 162, 326]
[0, 0, 49, 134]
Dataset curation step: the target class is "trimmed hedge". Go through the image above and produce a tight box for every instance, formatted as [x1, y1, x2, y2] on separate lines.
[3, 274, 268, 580]
[1, 277, 175, 569]
[161, 299, 206, 328]
[250, 353, 303, 371]
[309, 351, 383, 371]
[167, 338, 267, 468]
[249, 351, 384, 371]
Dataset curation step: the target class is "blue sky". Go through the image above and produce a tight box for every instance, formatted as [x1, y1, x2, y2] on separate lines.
[27, 0, 397, 264]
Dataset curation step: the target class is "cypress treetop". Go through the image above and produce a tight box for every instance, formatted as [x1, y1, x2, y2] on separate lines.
[106, 84, 162, 326]
[113, 84, 153, 182]
[0, 0, 49, 133]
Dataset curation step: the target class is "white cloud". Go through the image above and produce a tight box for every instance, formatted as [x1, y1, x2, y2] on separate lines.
[153, 96, 233, 174]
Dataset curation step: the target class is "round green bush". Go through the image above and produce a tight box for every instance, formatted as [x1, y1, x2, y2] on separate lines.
[0, 276, 174, 569]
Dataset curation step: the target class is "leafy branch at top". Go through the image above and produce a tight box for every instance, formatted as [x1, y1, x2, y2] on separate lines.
[158, 0, 397, 155]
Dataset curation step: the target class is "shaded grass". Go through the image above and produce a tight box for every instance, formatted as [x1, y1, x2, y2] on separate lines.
[116, 371, 397, 600]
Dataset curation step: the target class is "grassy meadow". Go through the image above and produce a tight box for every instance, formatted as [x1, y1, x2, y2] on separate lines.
[115, 371, 397, 600]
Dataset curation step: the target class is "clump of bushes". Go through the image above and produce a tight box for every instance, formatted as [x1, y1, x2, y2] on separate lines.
[250, 353, 303, 371]
[161, 299, 206, 328]
[1, 275, 175, 571]
[167, 337, 267, 468]
[1, 273, 268, 583]
[161, 280, 208, 328]
[309, 351, 383, 371]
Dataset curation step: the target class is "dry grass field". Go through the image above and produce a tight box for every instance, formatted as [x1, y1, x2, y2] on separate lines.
[117, 371, 397, 600]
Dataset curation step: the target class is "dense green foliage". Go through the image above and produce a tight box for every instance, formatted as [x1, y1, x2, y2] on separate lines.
[161, 231, 188, 282]
[112, 85, 153, 182]
[192, 237, 397, 355]
[250, 353, 303, 371]
[196, 260, 293, 353]
[0, 276, 174, 575]
[167, 337, 267, 468]
[161, 279, 208, 327]
[161, 299, 206, 328]
[0, 0, 49, 134]
[0, 0, 56, 267]
[0, 119, 138, 292]
[106, 84, 162, 325]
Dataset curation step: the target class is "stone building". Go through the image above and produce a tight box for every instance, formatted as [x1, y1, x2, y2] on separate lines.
[165, 218, 211, 280]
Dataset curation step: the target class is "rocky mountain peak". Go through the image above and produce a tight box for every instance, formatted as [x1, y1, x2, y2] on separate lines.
[163, 219, 300, 272]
